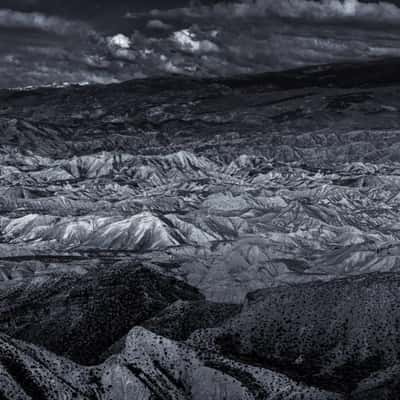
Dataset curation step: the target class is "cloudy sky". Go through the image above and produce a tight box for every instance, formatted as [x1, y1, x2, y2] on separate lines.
[1, 0, 400, 88]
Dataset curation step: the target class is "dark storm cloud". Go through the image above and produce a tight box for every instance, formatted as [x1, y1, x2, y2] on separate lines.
[150, 0, 400, 24]
[0, 1, 191, 17]
[124, 0, 400, 75]
[0, 9, 93, 35]
[2, 0, 400, 88]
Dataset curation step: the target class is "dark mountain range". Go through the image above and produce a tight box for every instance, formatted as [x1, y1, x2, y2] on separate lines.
[2, 58, 400, 398]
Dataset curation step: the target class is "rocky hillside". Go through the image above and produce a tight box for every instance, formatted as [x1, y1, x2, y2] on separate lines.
[0, 328, 342, 400]
[0, 263, 202, 365]
[190, 272, 400, 395]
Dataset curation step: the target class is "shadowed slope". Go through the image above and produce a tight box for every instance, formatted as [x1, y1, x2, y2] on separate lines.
[0, 263, 202, 364]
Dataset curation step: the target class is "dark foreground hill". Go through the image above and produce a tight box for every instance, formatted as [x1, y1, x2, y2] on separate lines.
[3, 272, 400, 398]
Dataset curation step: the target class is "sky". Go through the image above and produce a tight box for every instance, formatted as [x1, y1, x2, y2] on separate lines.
[1, 0, 400, 88]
